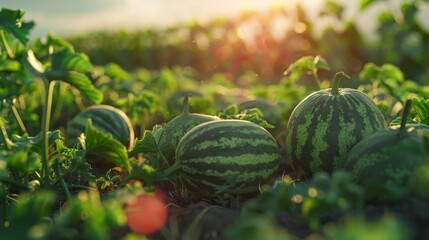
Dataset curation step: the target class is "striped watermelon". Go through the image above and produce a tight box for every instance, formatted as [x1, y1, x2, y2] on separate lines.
[285, 72, 386, 179]
[66, 105, 134, 149]
[175, 119, 280, 197]
[344, 100, 428, 201]
[163, 96, 219, 165]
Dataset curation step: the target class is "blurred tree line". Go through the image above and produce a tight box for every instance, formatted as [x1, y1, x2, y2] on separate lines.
[68, 0, 429, 85]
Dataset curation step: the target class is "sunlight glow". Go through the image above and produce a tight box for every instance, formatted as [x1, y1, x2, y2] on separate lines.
[294, 22, 307, 33]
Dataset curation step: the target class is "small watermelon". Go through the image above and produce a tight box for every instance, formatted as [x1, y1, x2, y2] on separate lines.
[162, 96, 219, 164]
[66, 105, 134, 149]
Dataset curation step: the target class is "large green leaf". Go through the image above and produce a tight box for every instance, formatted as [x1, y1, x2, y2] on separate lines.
[85, 120, 131, 173]
[49, 48, 102, 103]
[128, 125, 166, 157]
[0, 8, 34, 45]
[26, 49, 103, 104]
[51, 48, 93, 73]
[0, 191, 55, 239]
[62, 71, 103, 104]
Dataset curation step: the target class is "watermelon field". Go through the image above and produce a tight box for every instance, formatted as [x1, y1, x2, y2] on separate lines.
[1, 0, 429, 239]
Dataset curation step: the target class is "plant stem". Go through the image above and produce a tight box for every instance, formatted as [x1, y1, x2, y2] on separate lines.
[398, 99, 412, 140]
[0, 30, 15, 58]
[40, 80, 56, 187]
[0, 183, 7, 229]
[0, 125, 12, 151]
[312, 70, 321, 90]
[330, 72, 350, 95]
[11, 104, 27, 134]
[163, 160, 181, 176]
[0, 176, 31, 190]
[182, 96, 190, 115]
[53, 159, 71, 201]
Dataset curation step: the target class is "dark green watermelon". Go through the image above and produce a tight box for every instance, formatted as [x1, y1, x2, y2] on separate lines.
[162, 96, 219, 164]
[66, 105, 134, 149]
[344, 100, 428, 201]
[285, 72, 386, 179]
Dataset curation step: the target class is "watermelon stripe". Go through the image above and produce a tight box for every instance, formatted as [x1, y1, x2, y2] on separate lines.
[181, 121, 270, 140]
[180, 141, 278, 160]
[181, 156, 279, 175]
[181, 167, 277, 190]
[182, 152, 279, 166]
[181, 167, 277, 185]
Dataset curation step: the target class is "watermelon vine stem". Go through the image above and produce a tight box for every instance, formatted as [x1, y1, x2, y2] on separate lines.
[182, 96, 190, 116]
[11, 104, 28, 134]
[331, 72, 350, 95]
[398, 99, 412, 140]
[0, 124, 12, 151]
[53, 159, 71, 200]
[164, 160, 181, 176]
[40, 79, 55, 187]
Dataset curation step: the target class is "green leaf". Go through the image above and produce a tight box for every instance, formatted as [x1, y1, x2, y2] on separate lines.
[379, 64, 404, 83]
[0, 59, 20, 71]
[62, 71, 103, 104]
[1, 191, 55, 239]
[411, 97, 429, 124]
[128, 125, 165, 157]
[0, 8, 34, 45]
[26, 48, 102, 104]
[44, 34, 74, 52]
[313, 55, 330, 71]
[359, 62, 379, 80]
[55, 139, 96, 183]
[284, 56, 315, 76]
[219, 106, 274, 129]
[130, 130, 158, 156]
[39, 48, 103, 104]
[85, 120, 131, 173]
[51, 48, 93, 73]
[359, 0, 384, 11]
[284, 55, 330, 76]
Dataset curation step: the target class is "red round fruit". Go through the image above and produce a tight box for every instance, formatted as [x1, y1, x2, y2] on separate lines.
[125, 193, 168, 235]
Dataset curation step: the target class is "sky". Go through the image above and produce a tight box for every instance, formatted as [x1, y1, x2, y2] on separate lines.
[1, 0, 340, 36]
[1, 0, 428, 38]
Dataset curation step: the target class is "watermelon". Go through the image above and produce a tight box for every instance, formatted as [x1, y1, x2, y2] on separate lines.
[162, 96, 219, 165]
[66, 105, 134, 149]
[175, 119, 280, 197]
[344, 100, 428, 201]
[285, 72, 386, 179]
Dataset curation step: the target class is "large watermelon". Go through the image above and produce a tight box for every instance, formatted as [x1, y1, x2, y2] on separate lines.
[66, 105, 134, 149]
[175, 119, 280, 197]
[285, 72, 386, 179]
